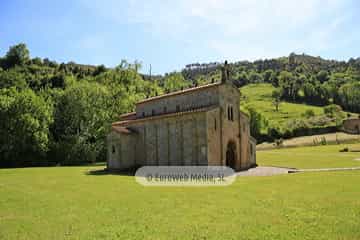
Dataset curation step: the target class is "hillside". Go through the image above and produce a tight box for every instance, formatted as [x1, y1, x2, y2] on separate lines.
[240, 83, 357, 140]
[1, 42, 360, 167]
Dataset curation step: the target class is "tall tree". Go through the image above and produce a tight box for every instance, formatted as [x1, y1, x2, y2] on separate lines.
[272, 89, 281, 111]
[3, 43, 30, 68]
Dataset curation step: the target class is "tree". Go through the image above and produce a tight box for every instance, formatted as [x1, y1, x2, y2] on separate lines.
[272, 89, 281, 111]
[303, 109, 315, 119]
[248, 71, 263, 83]
[263, 69, 274, 83]
[0, 68, 28, 89]
[247, 107, 263, 138]
[163, 72, 189, 92]
[0, 88, 53, 167]
[51, 81, 113, 164]
[316, 70, 329, 83]
[278, 71, 295, 100]
[338, 82, 360, 113]
[3, 43, 30, 68]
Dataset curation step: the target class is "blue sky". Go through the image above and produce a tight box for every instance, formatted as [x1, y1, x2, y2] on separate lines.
[1, 0, 359, 74]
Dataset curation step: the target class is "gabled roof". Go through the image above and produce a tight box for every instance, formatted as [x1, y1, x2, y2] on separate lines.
[111, 126, 136, 135]
[112, 105, 218, 126]
[119, 112, 136, 121]
[136, 82, 221, 105]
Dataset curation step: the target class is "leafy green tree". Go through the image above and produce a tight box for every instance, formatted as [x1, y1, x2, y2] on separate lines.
[338, 82, 360, 113]
[316, 70, 329, 83]
[263, 69, 274, 83]
[0, 68, 28, 89]
[51, 81, 113, 164]
[247, 107, 263, 138]
[271, 89, 281, 111]
[278, 71, 297, 100]
[302, 109, 315, 119]
[3, 43, 30, 68]
[0, 87, 53, 167]
[163, 72, 190, 92]
[248, 71, 263, 83]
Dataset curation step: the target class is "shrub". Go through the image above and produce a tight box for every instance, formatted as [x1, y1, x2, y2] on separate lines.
[267, 127, 281, 140]
[274, 138, 284, 148]
[324, 104, 342, 118]
[302, 109, 315, 119]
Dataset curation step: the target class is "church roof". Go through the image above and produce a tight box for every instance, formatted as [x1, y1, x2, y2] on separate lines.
[136, 82, 221, 105]
[112, 105, 218, 126]
[111, 126, 136, 135]
[119, 112, 136, 121]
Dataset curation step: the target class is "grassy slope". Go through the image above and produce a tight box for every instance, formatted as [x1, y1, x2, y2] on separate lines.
[257, 142, 360, 169]
[239, 83, 351, 133]
[257, 132, 360, 149]
[0, 166, 360, 240]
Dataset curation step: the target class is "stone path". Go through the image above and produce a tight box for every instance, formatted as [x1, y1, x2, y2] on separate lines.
[292, 167, 360, 173]
[236, 166, 360, 177]
[236, 166, 293, 177]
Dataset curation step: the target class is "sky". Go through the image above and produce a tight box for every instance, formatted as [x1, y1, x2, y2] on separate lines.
[1, 0, 360, 74]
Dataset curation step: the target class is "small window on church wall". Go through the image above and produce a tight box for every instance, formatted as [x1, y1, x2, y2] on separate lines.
[152, 109, 155, 116]
[176, 105, 180, 112]
[230, 107, 234, 121]
[214, 118, 217, 130]
[112, 145, 116, 154]
[227, 107, 230, 120]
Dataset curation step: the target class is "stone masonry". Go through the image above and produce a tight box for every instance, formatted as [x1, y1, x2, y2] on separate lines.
[107, 64, 256, 171]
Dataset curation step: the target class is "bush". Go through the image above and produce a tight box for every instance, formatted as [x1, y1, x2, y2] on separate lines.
[302, 109, 315, 119]
[324, 104, 342, 118]
[267, 127, 281, 140]
[274, 138, 284, 148]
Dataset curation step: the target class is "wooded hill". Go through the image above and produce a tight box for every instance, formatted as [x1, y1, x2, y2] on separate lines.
[0, 43, 359, 167]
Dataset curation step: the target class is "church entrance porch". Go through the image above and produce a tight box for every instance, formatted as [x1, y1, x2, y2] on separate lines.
[226, 141, 237, 170]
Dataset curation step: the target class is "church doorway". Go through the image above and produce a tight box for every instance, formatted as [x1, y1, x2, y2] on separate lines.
[226, 141, 237, 169]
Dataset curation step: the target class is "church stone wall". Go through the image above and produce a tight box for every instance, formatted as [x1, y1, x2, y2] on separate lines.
[109, 111, 209, 169]
[240, 112, 251, 169]
[218, 83, 242, 170]
[107, 132, 136, 169]
[135, 86, 219, 118]
[206, 108, 221, 166]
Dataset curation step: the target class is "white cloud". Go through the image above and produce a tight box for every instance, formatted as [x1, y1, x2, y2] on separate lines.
[80, 0, 354, 61]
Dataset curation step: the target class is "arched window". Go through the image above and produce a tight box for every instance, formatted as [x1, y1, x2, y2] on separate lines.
[230, 107, 234, 121]
[227, 106, 230, 121]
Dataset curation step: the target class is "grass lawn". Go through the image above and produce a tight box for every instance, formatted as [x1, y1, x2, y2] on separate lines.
[257, 142, 360, 169]
[1, 165, 360, 239]
[240, 83, 354, 132]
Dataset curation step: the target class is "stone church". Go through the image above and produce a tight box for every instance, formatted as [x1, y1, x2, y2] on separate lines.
[107, 62, 256, 171]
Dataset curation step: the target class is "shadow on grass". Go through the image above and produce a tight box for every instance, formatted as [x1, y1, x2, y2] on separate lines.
[85, 168, 137, 176]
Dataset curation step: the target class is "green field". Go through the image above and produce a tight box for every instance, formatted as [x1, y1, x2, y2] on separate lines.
[240, 83, 353, 132]
[257, 143, 360, 169]
[1, 163, 360, 239]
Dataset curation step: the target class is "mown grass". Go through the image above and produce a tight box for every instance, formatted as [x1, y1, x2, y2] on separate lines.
[1, 165, 360, 239]
[240, 83, 353, 132]
[257, 142, 360, 169]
